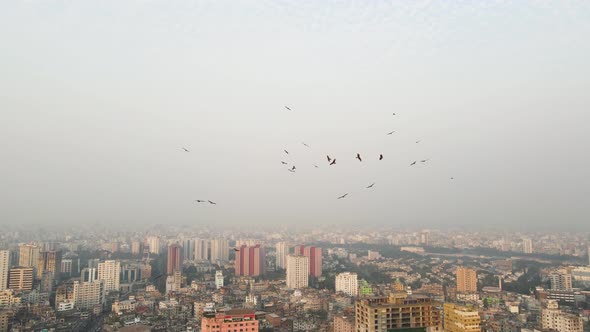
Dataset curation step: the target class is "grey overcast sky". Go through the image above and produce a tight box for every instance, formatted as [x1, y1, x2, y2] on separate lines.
[1, 1, 589, 229]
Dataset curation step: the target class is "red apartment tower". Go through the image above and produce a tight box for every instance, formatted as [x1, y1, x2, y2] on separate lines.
[234, 244, 266, 277]
[294, 245, 322, 277]
[166, 244, 183, 275]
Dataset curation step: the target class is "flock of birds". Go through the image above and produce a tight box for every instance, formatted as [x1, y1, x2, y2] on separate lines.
[185, 106, 454, 205]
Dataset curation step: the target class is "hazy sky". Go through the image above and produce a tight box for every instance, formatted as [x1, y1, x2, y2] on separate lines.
[1, 1, 589, 228]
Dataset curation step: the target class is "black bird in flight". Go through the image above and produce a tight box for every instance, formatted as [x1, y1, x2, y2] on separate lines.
[410, 161, 417, 166]
[313, 165, 319, 168]
[379, 154, 384, 160]
[366, 183, 375, 189]
[450, 177, 454, 180]
[281, 161, 288, 165]
[330, 159, 336, 165]
[233, 248, 240, 252]
[420, 159, 429, 163]
[415, 140, 421, 143]
[387, 131, 396, 135]
[284, 150, 289, 154]
[327, 155, 332, 162]
[337, 193, 348, 199]
[195, 200, 206, 203]
[291, 166, 296, 170]
[208, 200, 217, 205]
[285, 106, 292, 111]
[392, 113, 396, 115]
[356, 153, 362, 162]
[182, 148, 190, 152]
[302, 142, 310, 148]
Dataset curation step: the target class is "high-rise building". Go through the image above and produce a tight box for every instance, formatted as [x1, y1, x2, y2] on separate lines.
[335, 272, 358, 296]
[0, 251, 9, 291]
[210, 238, 229, 263]
[131, 241, 142, 255]
[234, 245, 266, 277]
[294, 245, 322, 277]
[443, 303, 481, 332]
[541, 300, 583, 332]
[146, 236, 160, 255]
[182, 239, 195, 261]
[549, 273, 573, 291]
[286, 255, 309, 289]
[215, 270, 224, 289]
[8, 267, 33, 291]
[73, 280, 105, 310]
[420, 231, 430, 246]
[201, 309, 259, 332]
[275, 242, 288, 270]
[456, 267, 477, 293]
[37, 250, 62, 279]
[355, 294, 442, 331]
[61, 259, 73, 276]
[81, 268, 98, 283]
[97, 260, 120, 293]
[18, 244, 40, 269]
[194, 239, 208, 261]
[166, 244, 183, 275]
[166, 270, 183, 293]
[522, 238, 533, 254]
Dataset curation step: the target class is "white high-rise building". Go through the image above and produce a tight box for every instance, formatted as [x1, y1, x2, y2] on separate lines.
[73, 280, 105, 310]
[275, 242, 288, 270]
[210, 238, 229, 262]
[146, 236, 160, 255]
[215, 270, 224, 289]
[335, 272, 358, 296]
[97, 260, 120, 293]
[0, 251, 9, 291]
[18, 244, 40, 269]
[194, 239, 208, 261]
[522, 238, 533, 254]
[286, 255, 309, 289]
[541, 300, 583, 332]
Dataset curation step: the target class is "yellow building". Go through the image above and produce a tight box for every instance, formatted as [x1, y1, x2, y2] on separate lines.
[456, 267, 477, 293]
[443, 303, 481, 332]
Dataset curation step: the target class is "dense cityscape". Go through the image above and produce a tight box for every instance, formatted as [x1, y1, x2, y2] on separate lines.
[0, 226, 589, 331]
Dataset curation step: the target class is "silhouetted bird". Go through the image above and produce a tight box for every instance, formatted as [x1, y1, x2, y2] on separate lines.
[410, 161, 417, 166]
[337, 193, 348, 199]
[291, 166, 296, 170]
[285, 106, 292, 111]
[182, 148, 190, 152]
[420, 159, 429, 163]
[208, 200, 217, 205]
[379, 154, 384, 160]
[284, 150, 289, 154]
[450, 177, 454, 180]
[233, 248, 240, 252]
[392, 113, 396, 115]
[330, 159, 336, 165]
[327, 155, 332, 162]
[281, 161, 288, 165]
[387, 131, 395, 135]
[415, 140, 421, 143]
[313, 165, 319, 168]
[356, 153, 362, 162]
[195, 200, 206, 203]
[366, 183, 375, 189]
[302, 142, 310, 148]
